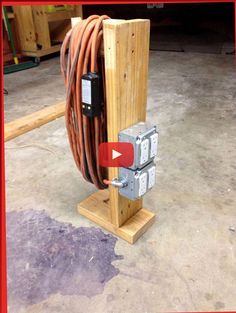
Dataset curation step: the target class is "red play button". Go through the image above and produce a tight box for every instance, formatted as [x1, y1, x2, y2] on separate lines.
[99, 142, 134, 167]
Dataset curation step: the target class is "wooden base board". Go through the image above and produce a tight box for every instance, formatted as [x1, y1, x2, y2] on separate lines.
[78, 190, 155, 244]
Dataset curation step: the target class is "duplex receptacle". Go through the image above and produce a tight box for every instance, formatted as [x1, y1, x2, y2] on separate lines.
[119, 122, 158, 170]
[119, 161, 156, 200]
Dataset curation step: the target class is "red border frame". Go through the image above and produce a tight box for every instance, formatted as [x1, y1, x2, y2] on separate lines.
[1, 2, 235, 313]
[2, 0, 236, 3]
[1, 5, 7, 313]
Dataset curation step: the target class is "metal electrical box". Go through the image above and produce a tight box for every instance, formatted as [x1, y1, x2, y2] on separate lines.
[119, 161, 156, 200]
[118, 122, 158, 200]
[119, 122, 158, 170]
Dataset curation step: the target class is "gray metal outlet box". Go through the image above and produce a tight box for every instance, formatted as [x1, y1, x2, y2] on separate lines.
[119, 122, 158, 170]
[119, 161, 156, 200]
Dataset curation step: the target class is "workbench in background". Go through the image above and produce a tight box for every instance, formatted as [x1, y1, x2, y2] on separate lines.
[13, 5, 83, 59]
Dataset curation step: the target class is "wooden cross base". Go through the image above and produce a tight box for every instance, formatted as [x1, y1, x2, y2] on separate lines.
[78, 190, 155, 244]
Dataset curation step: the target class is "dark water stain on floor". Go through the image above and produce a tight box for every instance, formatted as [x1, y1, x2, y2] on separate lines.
[7, 209, 123, 306]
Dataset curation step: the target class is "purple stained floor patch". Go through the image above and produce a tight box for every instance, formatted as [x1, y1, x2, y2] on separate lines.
[7, 209, 123, 306]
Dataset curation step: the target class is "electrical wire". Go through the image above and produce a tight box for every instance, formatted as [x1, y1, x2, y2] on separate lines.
[60, 15, 110, 189]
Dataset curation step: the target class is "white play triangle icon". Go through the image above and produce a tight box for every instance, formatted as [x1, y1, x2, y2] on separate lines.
[112, 149, 122, 160]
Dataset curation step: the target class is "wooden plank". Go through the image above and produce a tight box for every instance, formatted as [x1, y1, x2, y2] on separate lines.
[31, 6, 51, 50]
[22, 44, 61, 57]
[13, 6, 37, 52]
[78, 190, 155, 244]
[5, 102, 65, 142]
[47, 10, 75, 22]
[103, 19, 150, 227]
[74, 5, 83, 19]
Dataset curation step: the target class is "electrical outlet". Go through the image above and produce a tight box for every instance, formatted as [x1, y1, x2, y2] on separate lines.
[118, 122, 158, 200]
[148, 165, 156, 189]
[119, 161, 155, 200]
[139, 172, 147, 196]
[119, 122, 158, 169]
[140, 139, 149, 165]
[150, 133, 158, 158]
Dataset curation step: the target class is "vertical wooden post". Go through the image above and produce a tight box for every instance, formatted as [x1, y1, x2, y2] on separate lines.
[13, 6, 37, 52]
[74, 5, 83, 19]
[31, 6, 51, 50]
[79, 19, 155, 244]
[103, 19, 150, 227]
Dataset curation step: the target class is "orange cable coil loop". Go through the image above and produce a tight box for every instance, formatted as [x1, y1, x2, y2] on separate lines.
[60, 15, 110, 189]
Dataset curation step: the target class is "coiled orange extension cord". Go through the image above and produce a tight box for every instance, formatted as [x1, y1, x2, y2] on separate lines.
[60, 15, 110, 189]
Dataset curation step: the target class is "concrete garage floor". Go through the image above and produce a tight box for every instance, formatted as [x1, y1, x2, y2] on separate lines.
[4, 51, 236, 313]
